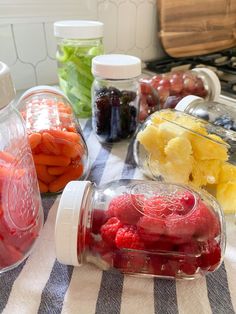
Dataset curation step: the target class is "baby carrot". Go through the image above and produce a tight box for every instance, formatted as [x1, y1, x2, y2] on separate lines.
[62, 142, 84, 159]
[47, 166, 67, 175]
[38, 180, 49, 193]
[35, 164, 56, 184]
[42, 132, 61, 155]
[28, 133, 42, 150]
[0, 151, 15, 164]
[48, 164, 83, 193]
[33, 154, 71, 167]
[67, 126, 77, 133]
[36, 143, 51, 155]
[48, 129, 81, 143]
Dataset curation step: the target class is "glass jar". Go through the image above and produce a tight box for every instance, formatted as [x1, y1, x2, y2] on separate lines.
[176, 95, 236, 131]
[54, 20, 104, 118]
[91, 54, 141, 143]
[0, 62, 43, 272]
[16, 86, 89, 194]
[139, 67, 221, 122]
[55, 179, 225, 279]
[133, 109, 236, 215]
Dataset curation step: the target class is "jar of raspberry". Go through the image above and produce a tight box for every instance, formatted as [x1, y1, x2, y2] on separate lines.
[55, 179, 225, 279]
[91, 54, 141, 143]
[139, 67, 221, 122]
[0, 62, 43, 272]
[16, 86, 89, 194]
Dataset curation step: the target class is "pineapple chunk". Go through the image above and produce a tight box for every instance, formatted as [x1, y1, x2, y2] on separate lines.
[151, 110, 177, 125]
[216, 182, 236, 214]
[137, 124, 165, 161]
[176, 115, 208, 136]
[218, 162, 236, 183]
[158, 122, 187, 144]
[191, 159, 222, 187]
[165, 136, 192, 162]
[189, 133, 228, 161]
[158, 158, 193, 184]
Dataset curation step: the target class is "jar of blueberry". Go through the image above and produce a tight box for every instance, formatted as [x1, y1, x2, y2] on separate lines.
[91, 54, 141, 143]
[176, 95, 236, 131]
[55, 179, 225, 279]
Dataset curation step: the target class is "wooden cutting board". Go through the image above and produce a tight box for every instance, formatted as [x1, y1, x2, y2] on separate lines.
[158, 0, 236, 57]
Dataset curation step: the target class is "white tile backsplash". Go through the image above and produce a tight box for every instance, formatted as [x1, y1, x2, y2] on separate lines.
[0, 0, 165, 91]
[0, 24, 17, 66]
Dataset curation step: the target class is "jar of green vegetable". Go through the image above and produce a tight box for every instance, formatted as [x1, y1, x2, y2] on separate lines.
[54, 20, 104, 118]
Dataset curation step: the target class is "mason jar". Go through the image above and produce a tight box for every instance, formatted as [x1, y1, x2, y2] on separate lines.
[133, 109, 236, 215]
[17, 86, 89, 194]
[139, 67, 221, 122]
[91, 54, 141, 143]
[55, 179, 225, 279]
[54, 20, 104, 118]
[0, 62, 43, 272]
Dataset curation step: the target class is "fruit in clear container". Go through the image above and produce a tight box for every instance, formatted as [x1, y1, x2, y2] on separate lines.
[89, 186, 223, 278]
[139, 70, 208, 121]
[135, 110, 236, 214]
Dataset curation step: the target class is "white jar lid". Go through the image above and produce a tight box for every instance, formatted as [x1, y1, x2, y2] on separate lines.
[92, 54, 142, 79]
[54, 20, 104, 39]
[175, 95, 203, 112]
[0, 62, 15, 109]
[55, 181, 92, 267]
[192, 67, 221, 101]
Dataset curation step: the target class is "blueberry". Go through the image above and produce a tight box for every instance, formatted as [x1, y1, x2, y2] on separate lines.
[214, 118, 225, 126]
[224, 123, 234, 130]
[231, 123, 236, 131]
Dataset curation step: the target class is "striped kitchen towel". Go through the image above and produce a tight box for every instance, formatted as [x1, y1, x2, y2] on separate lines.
[0, 119, 235, 314]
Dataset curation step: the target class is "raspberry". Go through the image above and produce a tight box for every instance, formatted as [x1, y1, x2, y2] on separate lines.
[137, 216, 166, 243]
[91, 209, 108, 234]
[177, 242, 200, 275]
[198, 240, 221, 271]
[108, 194, 144, 225]
[176, 191, 195, 215]
[193, 201, 220, 240]
[143, 196, 173, 218]
[100, 217, 122, 246]
[143, 192, 195, 219]
[115, 225, 144, 250]
[166, 200, 220, 242]
[113, 250, 147, 273]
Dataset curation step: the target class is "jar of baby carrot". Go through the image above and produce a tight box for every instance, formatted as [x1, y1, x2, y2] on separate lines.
[0, 62, 43, 272]
[17, 86, 89, 193]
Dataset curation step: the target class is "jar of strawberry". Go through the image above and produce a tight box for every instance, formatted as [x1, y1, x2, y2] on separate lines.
[139, 67, 221, 122]
[55, 179, 225, 279]
[0, 62, 43, 272]
[17, 86, 89, 193]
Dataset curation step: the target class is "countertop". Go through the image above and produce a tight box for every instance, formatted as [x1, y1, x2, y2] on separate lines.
[0, 118, 235, 314]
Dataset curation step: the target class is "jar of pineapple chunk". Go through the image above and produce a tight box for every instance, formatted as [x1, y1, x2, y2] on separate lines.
[133, 109, 236, 215]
